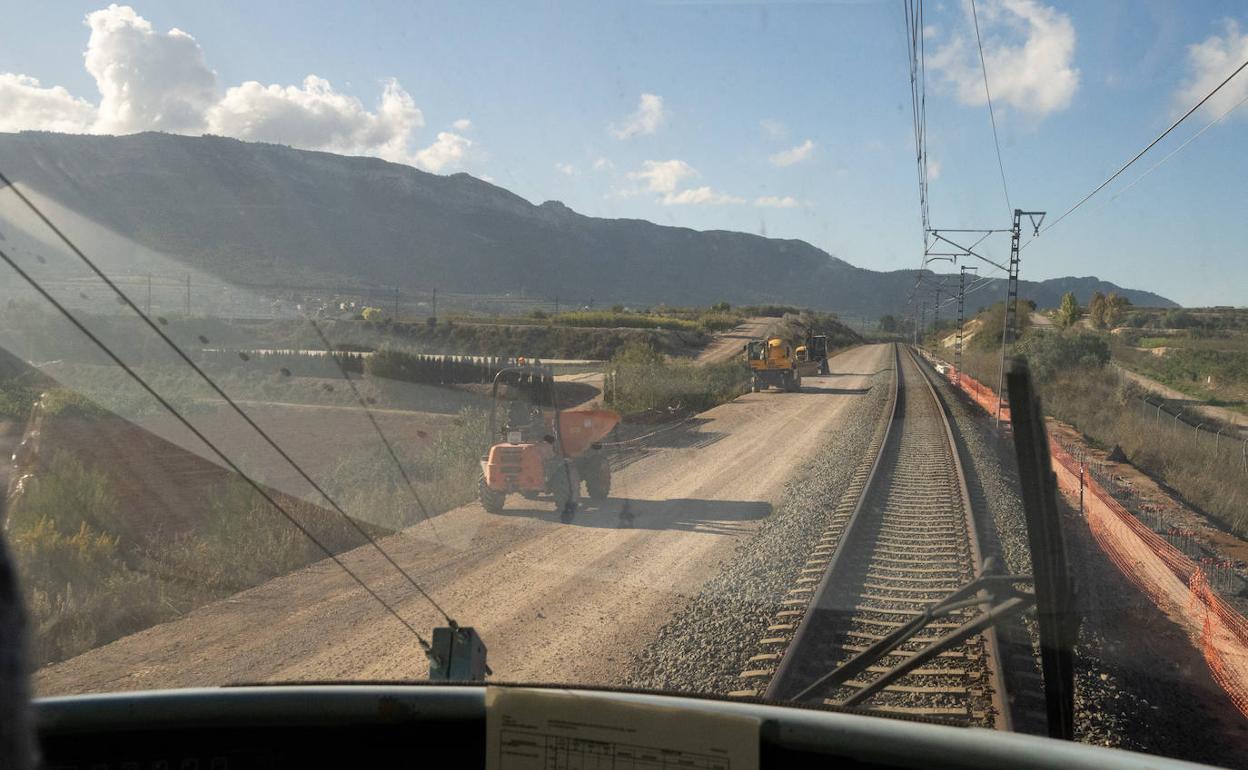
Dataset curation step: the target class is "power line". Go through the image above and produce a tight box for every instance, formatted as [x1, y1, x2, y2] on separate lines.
[0, 243, 434, 653]
[0, 169, 458, 629]
[1095, 89, 1248, 213]
[970, 0, 1012, 215]
[904, 0, 931, 236]
[1043, 53, 1248, 235]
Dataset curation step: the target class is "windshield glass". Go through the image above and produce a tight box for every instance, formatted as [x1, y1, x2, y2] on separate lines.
[2, 2, 1247, 766]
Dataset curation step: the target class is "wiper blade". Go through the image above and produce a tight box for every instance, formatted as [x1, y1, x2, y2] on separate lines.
[1006, 358, 1080, 740]
[792, 564, 1035, 705]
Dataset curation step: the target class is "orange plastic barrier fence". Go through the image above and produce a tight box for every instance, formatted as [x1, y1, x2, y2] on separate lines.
[1048, 441, 1248, 718]
[929, 352, 1248, 718]
[946, 365, 1011, 424]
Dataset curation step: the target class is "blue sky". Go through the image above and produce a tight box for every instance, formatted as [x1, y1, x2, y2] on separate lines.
[1, 1, 1246, 306]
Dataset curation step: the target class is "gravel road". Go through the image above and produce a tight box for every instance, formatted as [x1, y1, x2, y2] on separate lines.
[695, 317, 780, 364]
[35, 345, 893, 696]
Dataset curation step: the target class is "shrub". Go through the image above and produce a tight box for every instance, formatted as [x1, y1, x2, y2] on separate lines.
[324, 407, 488, 530]
[8, 452, 122, 537]
[608, 360, 748, 416]
[8, 454, 178, 665]
[1014, 331, 1110, 383]
[0, 378, 38, 421]
[162, 480, 332, 591]
[13, 518, 172, 666]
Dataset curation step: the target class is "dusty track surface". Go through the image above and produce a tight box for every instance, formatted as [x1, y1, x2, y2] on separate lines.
[36, 344, 893, 695]
[696, 317, 779, 364]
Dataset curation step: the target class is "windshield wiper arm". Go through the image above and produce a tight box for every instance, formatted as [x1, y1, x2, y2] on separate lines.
[792, 563, 1034, 704]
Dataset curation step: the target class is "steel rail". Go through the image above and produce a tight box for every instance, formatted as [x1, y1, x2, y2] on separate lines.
[756, 344, 1011, 729]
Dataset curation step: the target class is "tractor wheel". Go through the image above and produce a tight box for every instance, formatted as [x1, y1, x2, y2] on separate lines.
[478, 473, 506, 514]
[550, 463, 580, 521]
[583, 455, 612, 501]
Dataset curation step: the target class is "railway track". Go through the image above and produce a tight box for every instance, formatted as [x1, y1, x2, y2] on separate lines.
[736, 343, 1011, 728]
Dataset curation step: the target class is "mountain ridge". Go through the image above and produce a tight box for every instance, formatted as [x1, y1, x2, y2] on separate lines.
[0, 131, 1176, 315]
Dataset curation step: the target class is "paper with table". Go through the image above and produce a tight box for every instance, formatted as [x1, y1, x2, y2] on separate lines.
[486, 687, 759, 770]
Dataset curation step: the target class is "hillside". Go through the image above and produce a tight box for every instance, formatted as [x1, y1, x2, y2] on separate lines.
[0, 131, 1175, 316]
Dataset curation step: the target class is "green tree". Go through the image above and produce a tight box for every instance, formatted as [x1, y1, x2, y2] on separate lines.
[878, 315, 899, 333]
[1104, 292, 1131, 328]
[1088, 291, 1108, 329]
[1056, 292, 1080, 328]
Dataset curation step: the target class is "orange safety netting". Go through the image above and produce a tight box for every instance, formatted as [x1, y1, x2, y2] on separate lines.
[935, 357, 1248, 718]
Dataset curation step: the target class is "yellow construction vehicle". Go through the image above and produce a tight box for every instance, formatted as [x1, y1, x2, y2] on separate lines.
[745, 336, 808, 392]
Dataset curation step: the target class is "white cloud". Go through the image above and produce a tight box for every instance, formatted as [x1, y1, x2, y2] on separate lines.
[627, 159, 697, 193]
[1175, 19, 1248, 118]
[592, 157, 614, 171]
[770, 139, 815, 167]
[624, 159, 742, 205]
[206, 76, 424, 163]
[754, 195, 799, 208]
[0, 5, 475, 173]
[928, 159, 942, 180]
[610, 92, 665, 139]
[663, 187, 744, 206]
[414, 131, 472, 172]
[760, 118, 787, 139]
[555, 162, 578, 176]
[85, 4, 218, 133]
[0, 74, 96, 132]
[928, 0, 1079, 117]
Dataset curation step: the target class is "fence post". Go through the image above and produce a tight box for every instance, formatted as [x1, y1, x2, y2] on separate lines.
[1079, 464, 1084, 514]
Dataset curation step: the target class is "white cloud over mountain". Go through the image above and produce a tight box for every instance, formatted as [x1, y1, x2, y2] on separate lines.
[0, 4, 470, 172]
[625, 159, 743, 205]
[0, 74, 96, 133]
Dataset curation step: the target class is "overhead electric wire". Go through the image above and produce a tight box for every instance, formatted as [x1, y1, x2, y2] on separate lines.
[969, 0, 1012, 215]
[1095, 89, 1248, 213]
[904, 0, 931, 236]
[0, 169, 458, 629]
[1042, 53, 1248, 235]
[0, 243, 434, 653]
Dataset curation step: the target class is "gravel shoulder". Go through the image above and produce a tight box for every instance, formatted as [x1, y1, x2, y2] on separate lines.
[35, 345, 892, 696]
